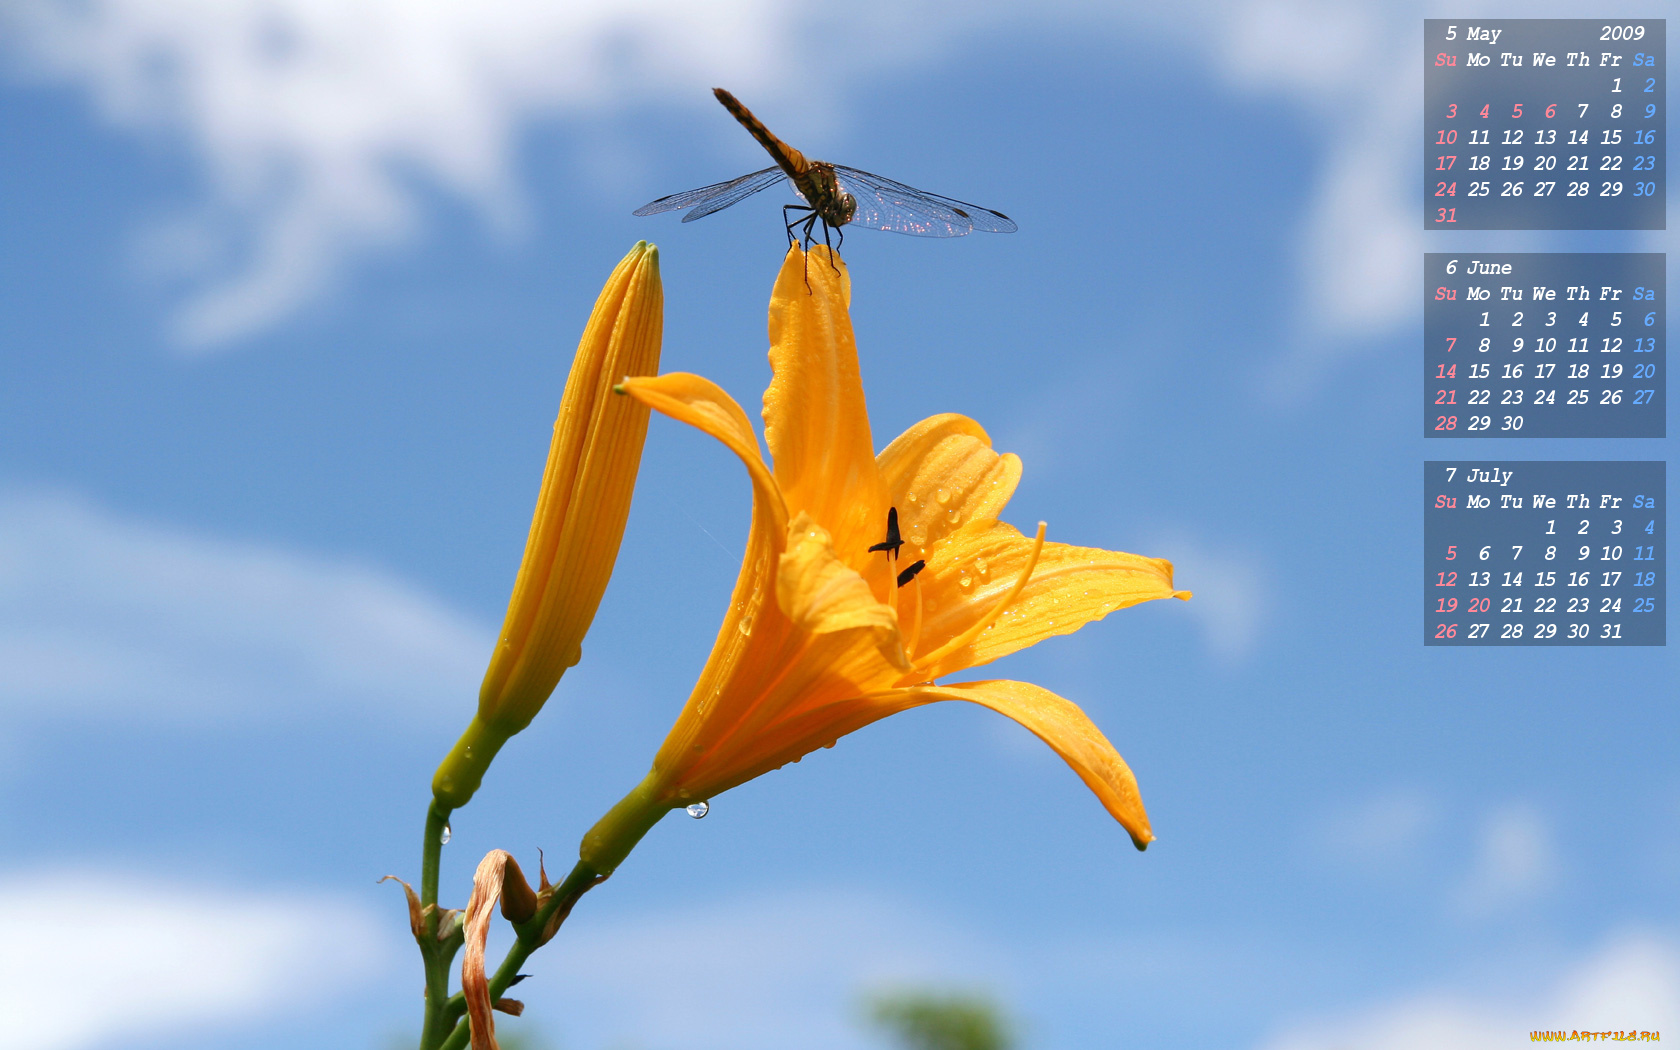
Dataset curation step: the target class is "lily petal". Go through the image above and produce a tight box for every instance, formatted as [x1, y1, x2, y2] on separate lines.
[623, 372, 800, 776]
[763, 245, 887, 570]
[911, 524, 1187, 680]
[479, 242, 663, 731]
[865, 680, 1154, 850]
[877, 413, 1022, 553]
[619, 372, 788, 541]
[674, 624, 897, 797]
[435, 243, 662, 808]
[462, 849, 532, 1050]
[778, 512, 910, 671]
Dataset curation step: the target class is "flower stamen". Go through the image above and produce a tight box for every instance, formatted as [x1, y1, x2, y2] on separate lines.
[911, 521, 1047, 674]
[867, 507, 904, 556]
[895, 559, 926, 587]
[871, 507, 904, 616]
[903, 571, 924, 660]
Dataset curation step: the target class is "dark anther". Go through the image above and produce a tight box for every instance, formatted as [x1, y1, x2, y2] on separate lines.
[896, 560, 927, 588]
[508, 974, 531, 986]
[867, 507, 903, 556]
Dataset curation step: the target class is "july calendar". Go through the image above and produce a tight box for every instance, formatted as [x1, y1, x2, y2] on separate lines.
[1425, 19, 1664, 229]
[1425, 461, 1665, 646]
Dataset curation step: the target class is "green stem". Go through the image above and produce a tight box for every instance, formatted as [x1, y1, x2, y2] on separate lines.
[435, 861, 605, 1050]
[418, 799, 446, 907]
[418, 801, 458, 1050]
[423, 801, 451, 907]
[432, 716, 512, 810]
[424, 779, 669, 1048]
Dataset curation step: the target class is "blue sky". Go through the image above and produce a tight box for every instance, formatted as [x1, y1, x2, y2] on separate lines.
[0, 2, 1673, 1049]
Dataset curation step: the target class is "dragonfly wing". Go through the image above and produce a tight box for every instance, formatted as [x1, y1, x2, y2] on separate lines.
[833, 166, 1018, 237]
[833, 167, 970, 237]
[681, 168, 792, 222]
[632, 167, 786, 219]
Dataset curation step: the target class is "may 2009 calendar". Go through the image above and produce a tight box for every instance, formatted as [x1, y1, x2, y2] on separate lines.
[1425, 19, 1664, 230]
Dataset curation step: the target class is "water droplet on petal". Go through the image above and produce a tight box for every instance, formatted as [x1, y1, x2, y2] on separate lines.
[974, 557, 987, 574]
[960, 574, 973, 588]
[946, 510, 961, 525]
[686, 801, 710, 819]
[908, 527, 928, 546]
[440, 824, 452, 845]
[906, 491, 918, 503]
[935, 488, 951, 505]
[737, 614, 754, 637]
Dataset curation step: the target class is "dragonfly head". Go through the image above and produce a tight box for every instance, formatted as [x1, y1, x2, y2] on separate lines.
[837, 190, 857, 225]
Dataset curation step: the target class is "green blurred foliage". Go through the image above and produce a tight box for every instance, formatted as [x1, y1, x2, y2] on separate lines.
[863, 989, 1015, 1050]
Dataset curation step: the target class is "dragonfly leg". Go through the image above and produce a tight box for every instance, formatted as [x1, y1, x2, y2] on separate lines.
[797, 213, 823, 290]
[820, 220, 842, 274]
[780, 205, 824, 291]
[782, 204, 813, 247]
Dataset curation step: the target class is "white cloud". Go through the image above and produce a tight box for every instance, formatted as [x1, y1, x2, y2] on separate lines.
[0, 866, 390, 1050]
[1313, 787, 1440, 870]
[1, 0, 808, 347]
[1455, 803, 1558, 915]
[1143, 534, 1265, 662]
[0, 490, 490, 724]
[1258, 933, 1680, 1050]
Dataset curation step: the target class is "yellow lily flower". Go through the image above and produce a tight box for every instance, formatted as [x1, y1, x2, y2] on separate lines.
[581, 244, 1186, 873]
[434, 242, 663, 809]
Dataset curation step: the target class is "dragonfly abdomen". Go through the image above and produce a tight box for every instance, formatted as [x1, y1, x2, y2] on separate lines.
[713, 88, 855, 229]
[713, 88, 807, 180]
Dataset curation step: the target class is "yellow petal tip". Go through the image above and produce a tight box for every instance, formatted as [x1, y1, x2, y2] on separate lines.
[1173, 590, 1193, 601]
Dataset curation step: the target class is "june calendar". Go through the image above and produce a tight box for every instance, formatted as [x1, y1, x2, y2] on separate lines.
[1424, 253, 1665, 438]
[1424, 19, 1665, 229]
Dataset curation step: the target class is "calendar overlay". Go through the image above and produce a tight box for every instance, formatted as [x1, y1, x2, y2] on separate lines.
[1426, 461, 1665, 646]
[1426, 253, 1665, 438]
[1426, 19, 1665, 229]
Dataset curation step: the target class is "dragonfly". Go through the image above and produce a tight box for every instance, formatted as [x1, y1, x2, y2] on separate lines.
[634, 88, 1017, 252]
